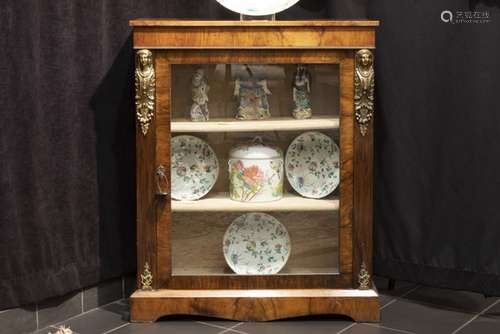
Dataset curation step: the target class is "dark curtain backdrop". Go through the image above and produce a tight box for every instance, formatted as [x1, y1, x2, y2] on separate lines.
[1, 0, 499, 310]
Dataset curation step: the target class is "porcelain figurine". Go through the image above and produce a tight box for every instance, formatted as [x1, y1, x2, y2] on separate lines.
[190, 69, 210, 121]
[292, 64, 312, 119]
[234, 78, 271, 120]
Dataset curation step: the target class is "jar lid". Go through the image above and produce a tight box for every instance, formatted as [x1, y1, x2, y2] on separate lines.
[229, 137, 283, 160]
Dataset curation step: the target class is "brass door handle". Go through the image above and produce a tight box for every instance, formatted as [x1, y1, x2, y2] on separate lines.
[156, 165, 169, 198]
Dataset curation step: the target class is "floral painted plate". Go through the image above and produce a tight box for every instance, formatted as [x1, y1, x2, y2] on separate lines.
[285, 131, 340, 199]
[171, 135, 218, 201]
[223, 213, 291, 275]
[216, 0, 300, 16]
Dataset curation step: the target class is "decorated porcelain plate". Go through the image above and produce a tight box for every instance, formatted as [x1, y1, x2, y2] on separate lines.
[223, 213, 291, 275]
[285, 131, 340, 199]
[216, 0, 300, 16]
[171, 135, 218, 201]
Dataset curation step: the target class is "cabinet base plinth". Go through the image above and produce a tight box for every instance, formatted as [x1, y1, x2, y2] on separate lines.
[130, 288, 379, 322]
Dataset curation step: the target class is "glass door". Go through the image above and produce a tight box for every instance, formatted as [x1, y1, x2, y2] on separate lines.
[160, 50, 353, 289]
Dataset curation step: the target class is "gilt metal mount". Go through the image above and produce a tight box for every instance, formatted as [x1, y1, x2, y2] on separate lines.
[358, 261, 371, 290]
[135, 49, 155, 136]
[354, 49, 375, 136]
[140, 261, 153, 291]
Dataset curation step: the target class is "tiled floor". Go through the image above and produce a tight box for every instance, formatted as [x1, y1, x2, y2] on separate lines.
[33, 278, 500, 334]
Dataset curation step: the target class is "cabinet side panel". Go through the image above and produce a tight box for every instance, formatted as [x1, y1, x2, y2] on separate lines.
[136, 50, 158, 289]
[353, 53, 374, 287]
[339, 56, 355, 279]
[155, 54, 172, 287]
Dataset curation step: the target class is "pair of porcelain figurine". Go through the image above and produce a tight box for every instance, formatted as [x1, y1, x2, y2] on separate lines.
[189, 65, 312, 122]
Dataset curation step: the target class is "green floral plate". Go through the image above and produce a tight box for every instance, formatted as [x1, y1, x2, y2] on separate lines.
[171, 135, 218, 201]
[285, 131, 340, 199]
[223, 213, 291, 275]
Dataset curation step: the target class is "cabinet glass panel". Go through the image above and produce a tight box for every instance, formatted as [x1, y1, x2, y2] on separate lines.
[170, 63, 340, 276]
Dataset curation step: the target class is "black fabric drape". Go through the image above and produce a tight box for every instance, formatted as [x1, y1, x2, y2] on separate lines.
[0, 0, 235, 310]
[1, 0, 499, 310]
[370, 0, 500, 296]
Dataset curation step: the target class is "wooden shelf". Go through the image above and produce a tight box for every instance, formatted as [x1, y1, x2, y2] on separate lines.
[173, 267, 339, 276]
[171, 116, 339, 133]
[171, 193, 338, 212]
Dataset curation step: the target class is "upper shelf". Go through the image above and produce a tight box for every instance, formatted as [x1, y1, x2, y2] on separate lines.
[172, 193, 338, 212]
[171, 116, 339, 133]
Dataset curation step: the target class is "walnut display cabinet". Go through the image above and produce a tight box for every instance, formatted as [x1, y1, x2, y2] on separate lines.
[130, 20, 379, 322]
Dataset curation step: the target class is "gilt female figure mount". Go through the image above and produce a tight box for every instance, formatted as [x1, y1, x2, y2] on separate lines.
[354, 49, 375, 136]
[135, 49, 155, 136]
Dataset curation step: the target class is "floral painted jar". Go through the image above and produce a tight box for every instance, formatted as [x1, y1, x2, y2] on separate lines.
[228, 137, 283, 203]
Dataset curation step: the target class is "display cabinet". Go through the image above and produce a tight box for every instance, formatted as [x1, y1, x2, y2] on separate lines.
[130, 20, 379, 322]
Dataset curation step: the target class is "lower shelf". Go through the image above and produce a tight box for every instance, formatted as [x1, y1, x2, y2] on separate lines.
[172, 193, 339, 212]
[172, 266, 339, 276]
[130, 287, 380, 322]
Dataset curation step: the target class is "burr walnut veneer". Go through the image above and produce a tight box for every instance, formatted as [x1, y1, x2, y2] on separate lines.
[130, 20, 379, 322]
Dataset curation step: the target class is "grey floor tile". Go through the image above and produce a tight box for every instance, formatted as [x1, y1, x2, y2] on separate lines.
[237, 318, 354, 334]
[374, 277, 419, 309]
[55, 302, 128, 334]
[196, 319, 241, 330]
[483, 299, 500, 318]
[455, 315, 500, 334]
[38, 292, 83, 329]
[373, 276, 391, 291]
[380, 298, 473, 334]
[107, 321, 223, 333]
[102, 299, 130, 321]
[123, 276, 137, 298]
[344, 323, 412, 334]
[379, 294, 394, 308]
[31, 327, 53, 334]
[404, 286, 498, 314]
[83, 278, 123, 311]
[0, 305, 37, 334]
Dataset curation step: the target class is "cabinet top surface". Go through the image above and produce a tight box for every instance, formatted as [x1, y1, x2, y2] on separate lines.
[129, 19, 379, 27]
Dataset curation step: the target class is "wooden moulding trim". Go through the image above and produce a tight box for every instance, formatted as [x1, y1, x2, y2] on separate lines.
[131, 288, 378, 298]
[163, 49, 351, 64]
[132, 27, 376, 50]
[129, 20, 380, 27]
[338, 56, 355, 277]
[154, 53, 172, 285]
[129, 287, 380, 322]
[164, 273, 351, 290]
[133, 46, 377, 50]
